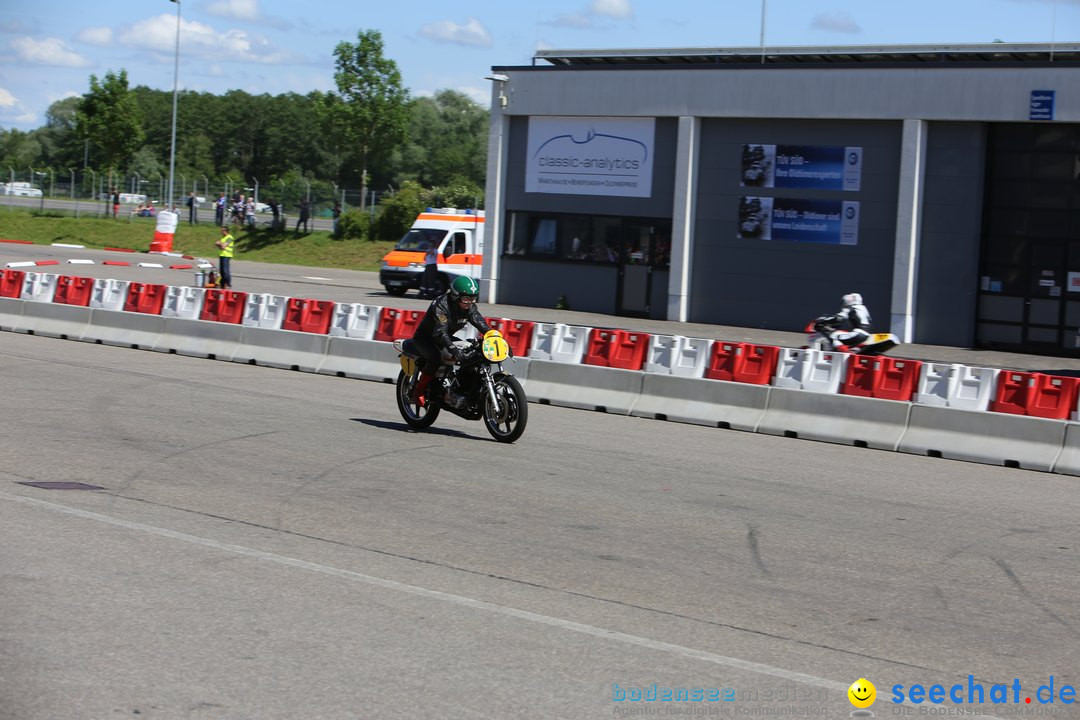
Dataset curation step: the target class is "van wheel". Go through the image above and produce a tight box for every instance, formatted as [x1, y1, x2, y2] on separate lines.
[385, 286, 407, 297]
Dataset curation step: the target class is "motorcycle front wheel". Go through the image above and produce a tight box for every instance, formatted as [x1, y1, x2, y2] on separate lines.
[396, 370, 441, 429]
[483, 375, 528, 443]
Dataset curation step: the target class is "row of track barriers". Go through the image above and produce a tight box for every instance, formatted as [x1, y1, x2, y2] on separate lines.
[3, 267, 1080, 424]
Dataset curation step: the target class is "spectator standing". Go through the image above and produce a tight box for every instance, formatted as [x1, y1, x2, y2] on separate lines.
[420, 241, 439, 298]
[245, 197, 256, 228]
[215, 192, 225, 226]
[268, 199, 281, 231]
[111, 188, 120, 219]
[215, 226, 235, 289]
[186, 191, 197, 224]
[332, 201, 342, 236]
[296, 198, 310, 233]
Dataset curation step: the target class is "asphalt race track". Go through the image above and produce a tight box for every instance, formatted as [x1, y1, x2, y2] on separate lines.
[2, 331, 1079, 719]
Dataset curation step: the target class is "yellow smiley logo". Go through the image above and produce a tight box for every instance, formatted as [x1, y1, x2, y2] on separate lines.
[848, 678, 876, 709]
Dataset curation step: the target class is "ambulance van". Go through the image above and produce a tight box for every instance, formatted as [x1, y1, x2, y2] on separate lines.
[378, 208, 484, 297]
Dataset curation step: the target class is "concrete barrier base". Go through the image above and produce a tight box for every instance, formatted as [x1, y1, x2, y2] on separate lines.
[900, 405, 1067, 472]
[523, 360, 643, 415]
[0, 297, 25, 331]
[13, 301, 91, 340]
[317, 337, 401, 382]
[234, 326, 329, 372]
[758, 387, 911, 450]
[631, 375, 769, 431]
[157, 317, 243, 360]
[80, 309, 164, 350]
[1051, 423, 1080, 477]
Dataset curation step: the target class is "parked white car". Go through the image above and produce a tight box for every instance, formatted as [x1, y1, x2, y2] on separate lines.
[2, 182, 43, 198]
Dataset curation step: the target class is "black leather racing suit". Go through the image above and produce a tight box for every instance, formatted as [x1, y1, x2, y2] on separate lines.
[411, 292, 491, 373]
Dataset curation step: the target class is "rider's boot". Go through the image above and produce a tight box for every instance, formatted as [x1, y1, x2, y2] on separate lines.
[410, 372, 433, 405]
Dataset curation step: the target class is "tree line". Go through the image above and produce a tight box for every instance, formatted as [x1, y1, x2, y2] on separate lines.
[0, 30, 488, 215]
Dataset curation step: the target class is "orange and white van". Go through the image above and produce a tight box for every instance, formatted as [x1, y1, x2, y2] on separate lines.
[379, 208, 484, 297]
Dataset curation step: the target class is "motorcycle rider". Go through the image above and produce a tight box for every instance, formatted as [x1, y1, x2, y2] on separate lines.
[815, 292, 871, 350]
[409, 276, 491, 404]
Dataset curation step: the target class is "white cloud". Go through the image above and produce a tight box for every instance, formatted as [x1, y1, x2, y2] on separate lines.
[418, 18, 493, 48]
[206, 0, 260, 21]
[76, 27, 114, 46]
[590, 0, 633, 19]
[10, 37, 91, 67]
[810, 11, 862, 34]
[0, 87, 18, 108]
[114, 14, 300, 65]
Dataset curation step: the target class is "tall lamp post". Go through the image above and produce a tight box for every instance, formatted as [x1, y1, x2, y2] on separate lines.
[167, 0, 181, 211]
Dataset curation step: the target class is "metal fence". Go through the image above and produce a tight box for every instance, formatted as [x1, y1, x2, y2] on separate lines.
[1, 168, 378, 224]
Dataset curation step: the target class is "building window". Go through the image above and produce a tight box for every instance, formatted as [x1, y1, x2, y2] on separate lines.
[504, 212, 671, 269]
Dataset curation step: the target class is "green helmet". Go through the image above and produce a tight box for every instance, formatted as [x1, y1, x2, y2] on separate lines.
[449, 276, 479, 302]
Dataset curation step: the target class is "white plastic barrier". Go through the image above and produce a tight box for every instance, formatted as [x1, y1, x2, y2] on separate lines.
[90, 278, 130, 311]
[671, 336, 713, 378]
[644, 334, 677, 374]
[329, 302, 382, 340]
[20, 272, 58, 303]
[527, 322, 559, 360]
[242, 293, 288, 329]
[161, 285, 206, 319]
[772, 348, 847, 393]
[914, 362, 1000, 411]
[548, 324, 592, 364]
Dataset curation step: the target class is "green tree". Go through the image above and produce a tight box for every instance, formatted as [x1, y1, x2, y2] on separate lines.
[393, 90, 487, 188]
[324, 30, 410, 211]
[75, 69, 145, 174]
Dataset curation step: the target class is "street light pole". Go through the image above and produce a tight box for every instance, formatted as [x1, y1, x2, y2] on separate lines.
[167, 0, 181, 212]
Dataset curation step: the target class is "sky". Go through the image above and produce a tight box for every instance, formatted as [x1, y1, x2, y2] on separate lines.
[0, 0, 1077, 132]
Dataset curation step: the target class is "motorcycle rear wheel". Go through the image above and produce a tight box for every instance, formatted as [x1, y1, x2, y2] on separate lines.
[483, 375, 528, 443]
[396, 370, 441, 429]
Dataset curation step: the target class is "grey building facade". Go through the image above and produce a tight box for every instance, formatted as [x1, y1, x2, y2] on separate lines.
[480, 43, 1080, 356]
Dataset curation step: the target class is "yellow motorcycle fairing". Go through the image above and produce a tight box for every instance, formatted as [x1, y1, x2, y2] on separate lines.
[399, 354, 418, 376]
[482, 335, 510, 363]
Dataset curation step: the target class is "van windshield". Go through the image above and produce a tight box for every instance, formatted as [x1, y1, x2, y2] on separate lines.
[395, 228, 446, 251]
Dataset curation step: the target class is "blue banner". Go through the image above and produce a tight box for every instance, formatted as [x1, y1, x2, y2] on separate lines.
[1030, 90, 1055, 121]
[738, 196, 859, 245]
[741, 144, 862, 191]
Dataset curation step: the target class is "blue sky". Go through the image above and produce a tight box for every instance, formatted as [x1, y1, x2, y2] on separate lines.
[0, 0, 1077, 132]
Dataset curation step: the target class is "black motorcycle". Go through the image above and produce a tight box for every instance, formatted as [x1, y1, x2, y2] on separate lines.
[393, 330, 528, 443]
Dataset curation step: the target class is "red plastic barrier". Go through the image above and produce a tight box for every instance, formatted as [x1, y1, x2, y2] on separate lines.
[875, 358, 923, 401]
[609, 330, 650, 370]
[990, 371, 1037, 416]
[123, 282, 167, 315]
[732, 343, 780, 385]
[704, 341, 744, 381]
[0, 269, 25, 298]
[35, 260, 60, 266]
[1026, 374, 1080, 420]
[499, 319, 535, 358]
[373, 307, 424, 342]
[583, 328, 618, 367]
[199, 289, 248, 324]
[281, 298, 334, 334]
[53, 275, 94, 307]
[841, 356, 877, 397]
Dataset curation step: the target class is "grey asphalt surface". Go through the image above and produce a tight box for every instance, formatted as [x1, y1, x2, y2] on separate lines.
[3, 238, 1079, 377]
[2, 326, 1080, 716]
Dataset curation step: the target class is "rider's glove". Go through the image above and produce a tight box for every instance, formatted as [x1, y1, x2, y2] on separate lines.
[449, 345, 464, 363]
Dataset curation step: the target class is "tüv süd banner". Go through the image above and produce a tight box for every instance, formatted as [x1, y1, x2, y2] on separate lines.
[738, 196, 860, 245]
[526, 117, 655, 198]
[741, 144, 862, 191]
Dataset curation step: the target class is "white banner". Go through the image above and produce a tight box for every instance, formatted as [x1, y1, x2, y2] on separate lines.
[525, 117, 655, 198]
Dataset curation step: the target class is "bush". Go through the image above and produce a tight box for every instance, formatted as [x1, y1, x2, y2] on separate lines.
[373, 180, 426, 242]
[335, 209, 368, 240]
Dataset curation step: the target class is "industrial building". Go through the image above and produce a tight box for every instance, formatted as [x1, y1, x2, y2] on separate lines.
[480, 42, 1080, 356]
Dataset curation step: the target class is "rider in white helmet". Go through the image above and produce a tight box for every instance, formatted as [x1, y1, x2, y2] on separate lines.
[816, 292, 871, 351]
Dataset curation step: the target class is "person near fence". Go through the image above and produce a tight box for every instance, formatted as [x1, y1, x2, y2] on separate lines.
[268, 199, 281, 231]
[215, 192, 225, 226]
[295, 198, 310, 233]
[215, 226, 235, 289]
[186, 191, 197, 224]
[245, 197, 256, 228]
[112, 189, 120, 219]
[332, 201, 342, 235]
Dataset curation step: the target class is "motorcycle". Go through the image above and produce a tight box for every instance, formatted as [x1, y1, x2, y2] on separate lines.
[393, 329, 529, 443]
[805, 316, 900, 356]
